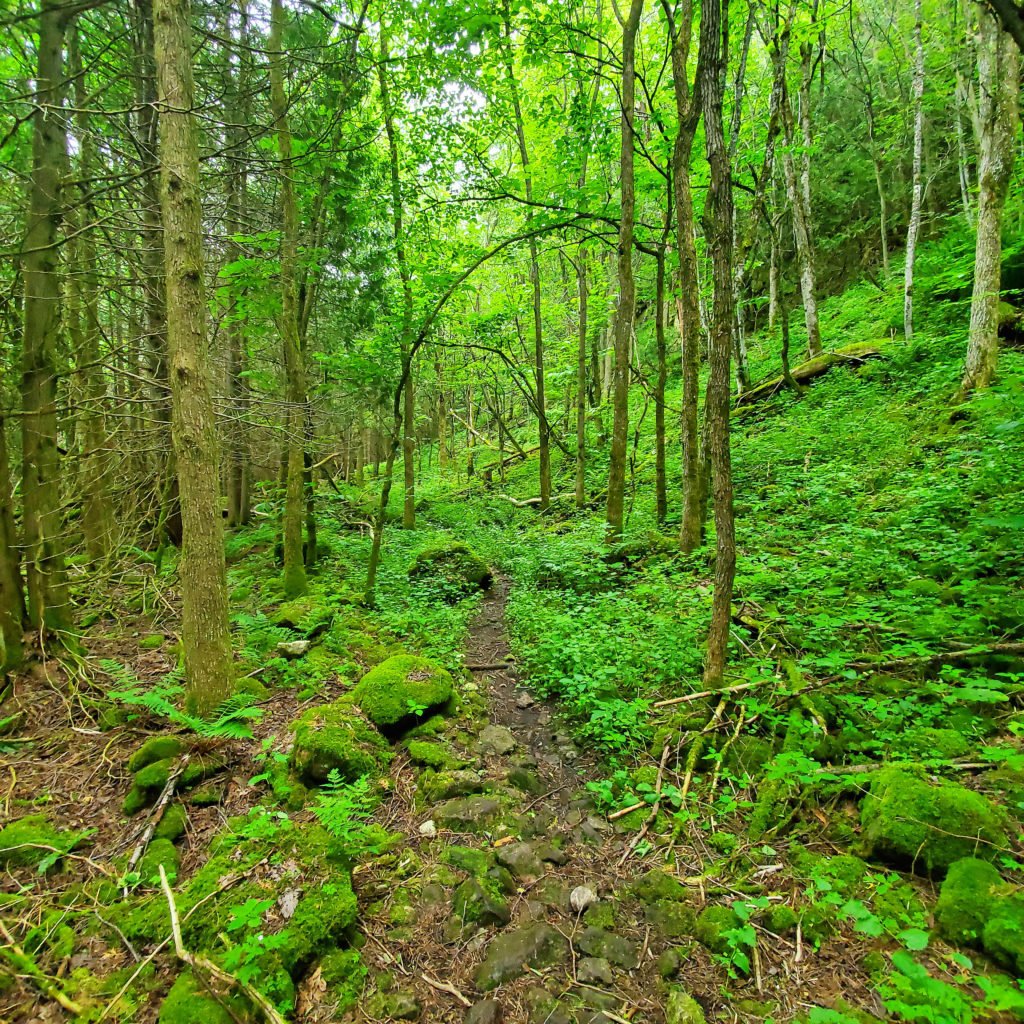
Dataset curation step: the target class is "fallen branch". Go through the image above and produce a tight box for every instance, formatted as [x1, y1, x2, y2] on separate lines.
[159, 865, 287, 1024]
[466, 661, 512, 671]
[0, 919, 83, 1017]
[849, 642, 1024, 672]
[420, 973, 471, 1007]
[124, 755, 190, 896]
[653, 678, 763, 708]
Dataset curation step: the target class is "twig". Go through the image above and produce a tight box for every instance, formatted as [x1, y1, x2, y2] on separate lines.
[619, 744, 671, 864]
[653, 678, 763, 708]
[0, 919, 84, 1016]
[123, 755, 189, 896]
[159, 866, 287, 1024]
[420, 973, 471, 1007]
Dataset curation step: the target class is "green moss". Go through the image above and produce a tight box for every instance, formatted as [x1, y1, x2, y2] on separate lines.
[353, 655, 453, 728]
[762, 904, 798, 934]
[154, 804, 187, 842]
[133, 754, 223, 796]
[319, 949, 367, 1014]
[279, 879, 359, 975]
[694, 904, 739, 953]
[289, 699, 390, 784]
[406, 739, 457, 769]
[188, 786, 223, 807]
[272, 594, 334, 636]
[982, 900, 1024, 974]
[138, 839, 179, 886]
[0, 814, 63, 867]
[666, 987, 706, 1024]
[442, 845, 495, 877]
[630, 868, 689, 904]
[123, 786, 149, 817]
[139, 633, 165, 650]
[935, 858, 1002, 946]
[409, 541, 492, 596]
[158, 971, 246, 1024]
[860, 767, 1009, 874]
[899, 727, 970, 760]
[128, 735, 185, 773]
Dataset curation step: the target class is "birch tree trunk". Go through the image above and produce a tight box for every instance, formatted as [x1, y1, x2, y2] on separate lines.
[153, 0, 235, 713]
[270, 0, 307, 598]
[904, 0, 925, 340]
[962, 8, 1019, 393]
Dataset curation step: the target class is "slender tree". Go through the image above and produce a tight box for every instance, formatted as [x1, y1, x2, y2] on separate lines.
[904, 0, 925, 339]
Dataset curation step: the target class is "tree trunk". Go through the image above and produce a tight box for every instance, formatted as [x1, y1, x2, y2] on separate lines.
[606, 0, 645, 540]
[270, 0, 307, 598]
[663, 0, 703, 552]
[962, 8, 1019, 393]
[654, 243, 668, 527]
[21, 0, 72, 635]
[0, 414, 24, 669]
[153, 0, 235, 714]
[575, 248, 589, 508]
[698, 0, 737, 687]
[378, 33, 416, 530]
[502, 1, 550, 509]
[904, 0, 925, 339]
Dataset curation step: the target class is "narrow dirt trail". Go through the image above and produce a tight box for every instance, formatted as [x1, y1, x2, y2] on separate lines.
[353, 580, 709, 1024]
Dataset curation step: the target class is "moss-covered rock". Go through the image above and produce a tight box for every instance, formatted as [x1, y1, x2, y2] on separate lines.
[898, 727, 970, 760]
[406, 739, 458, 769]
[409, 542, 492, 597]
[860, 767, 1009, 874]
[158, 971, 247, 1024]
[272, 594, 334, 637]
[982, 902, 1024, 974]
[138, 838, 179, 886]
[762, 904, 798, 935]
[0, 815, 64, 868]
[629, 868, 689, 905]
[319, 949, 367, 1014]
[154, 804, 187, 842]
[128, 735, 185, 772]
[935, 858, 1002, 946]
[666, 988, 706, 1024]
[353, 656, 453, 728]
[694, 905, 740, 953]
[289, 700, 390, 785]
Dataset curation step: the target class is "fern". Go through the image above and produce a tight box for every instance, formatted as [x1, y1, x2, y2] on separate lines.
[104, 659, 263, 739]
[311, 772, 382, 856]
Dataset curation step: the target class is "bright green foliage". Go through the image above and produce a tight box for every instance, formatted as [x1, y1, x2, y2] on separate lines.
[409, 541, 492, 599]
[289, 700, 390, 784]
[860, 767, 1009, 874]
[353, 655, 453, 727]
[310, 771, 388, 859]
[158, 972, 246, 1024]
[272, 594, 335, 636]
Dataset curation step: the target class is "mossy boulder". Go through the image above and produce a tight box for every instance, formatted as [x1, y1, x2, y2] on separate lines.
[128, 735, 185, 772]
[273, 594, 334, 637]
[319, 949, 367, 1014]
[138, 838, 180, 886]
[629, 868, 689, 905]
[666, 989, 706, 1024]
[0, 815, 64, 868]
[158, 971, 247, 1024]
[124, 753, 226, 815]
[154, 804, 187, 842]
[860, 767, 1009, 874]
[406, 739, 458, 770]
[289, 700, 390, 785]
[353, 656, 453, 728]
[408, 542, 492, 597]
[694, 904, 740, 953]
[474, 923, 569, 990]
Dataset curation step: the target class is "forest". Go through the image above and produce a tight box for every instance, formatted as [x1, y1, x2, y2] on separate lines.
[1, 0, 1023, 1020]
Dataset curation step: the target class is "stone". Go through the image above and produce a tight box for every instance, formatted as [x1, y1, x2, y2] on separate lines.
[666, 988, 706, 1024]
[434, 796, 502, 832]
[577, 957, 614, 986]
[424, 770, 486, 802]
[453, 878, 511, 927]
[478, 725, 517, 756]
[516, 692, 535, 709]
[576, 928, 638, 970]
[354, 655, 453, 728]
[645, 901, 697, 939]
[368, 990, 421, 1021]
[496, 842, 545, 882]
[418, 820, 437, 837]
[465, 1001, 503, 1024]
[534, 878, 571, 913]
[507, 768, 544, 795]
[534, 842, 568, 866]
[570, 886, 598, 913]
[475, 923, 569, 990]
[524, 986, 570, 1024]
[582, 902, 615, 930]
[277, 639, 311, 659]
[658, 948, 682, 979]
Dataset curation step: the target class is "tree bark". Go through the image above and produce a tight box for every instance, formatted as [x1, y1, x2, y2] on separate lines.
[0, 413, 24, 669]
[153, 0, 235, 713]
[904, 0, 925, 339]
[269, 0, 307, 598]
[698, 0, 737, 687]
[962, 7, 1019, 393]
[605, 0, 645, 540]
[21, 0, 72, 635]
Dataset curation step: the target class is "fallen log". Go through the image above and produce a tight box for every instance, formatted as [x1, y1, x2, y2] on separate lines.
[736, 342, 884, 406]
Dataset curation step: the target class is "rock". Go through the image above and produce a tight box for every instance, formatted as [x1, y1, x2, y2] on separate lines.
[409, 542, 492, 597]
[658, 948, 682, 979]
[577, 957, 614, 985]
[289, 700, 390, 785]
[466, 1000, 503, 1024]
[128, 735, 185, 773]
[423, 769, 485, 802]
[407, 739, 459, 769]
[516, 692, 535, 708]
[453, 877, 511, 927]
[507, 767, 544, 795]
[478, 724, 517, 756]
[533, 878, 571, 913]
[576, 927, 638, 970]
[630, 868, 689, 905]
[354, 655, 454, 728]
[138, 838, 180, 886]
[159, 971, 245, 1024]
[434, 796, 502, 832]
[496, 842, 545, 882]
[418, 820, 437, 837]
[153, 803, 187, 842]
[277, 639, 311, 659]
[570, 886, 598, 913]
[524, 986, 570, 1024]
[272, 595, 334, 637]
[0, 815, 65, 868]
[534, 841, 568, 866]
[582, 902, 615, 929]
[666, 988, 706, 1024]
[645, 901, 696, 939]
[475, 923, 569, 990]
[368, 990, 421, 1021]
[694, 905, 740, 954]
[860, 767, 1010, 874]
